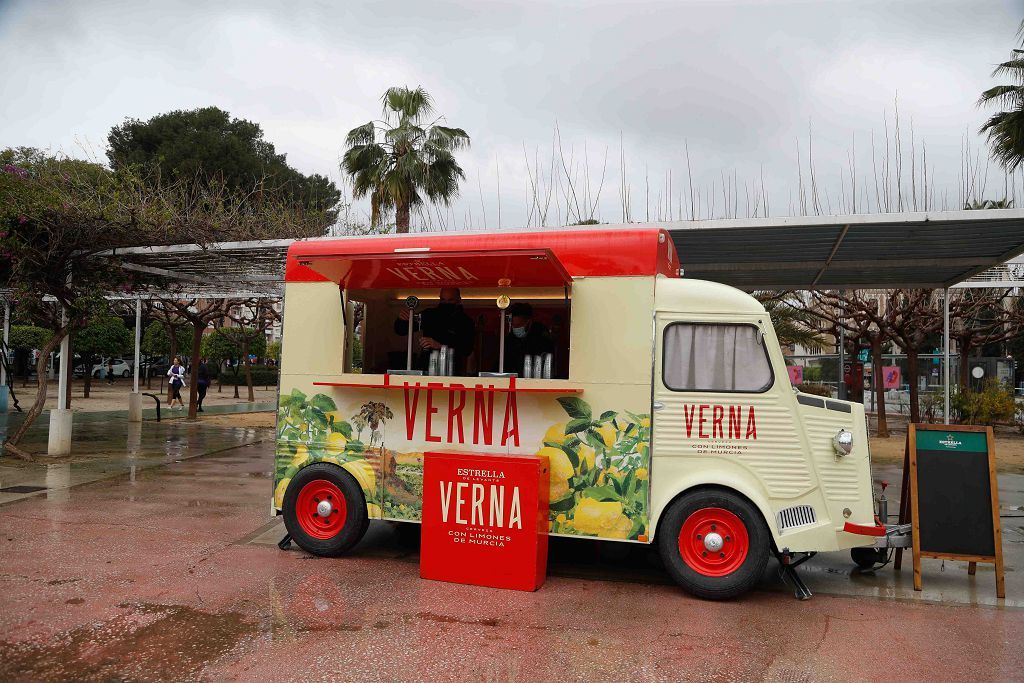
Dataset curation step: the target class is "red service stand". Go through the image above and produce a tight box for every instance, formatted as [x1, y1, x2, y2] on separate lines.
[420, 452, 550, 591]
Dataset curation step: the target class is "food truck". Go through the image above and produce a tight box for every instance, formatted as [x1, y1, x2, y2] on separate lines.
[273, 228, 883, 599]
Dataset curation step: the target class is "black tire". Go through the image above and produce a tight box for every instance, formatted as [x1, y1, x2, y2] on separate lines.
[657, 489, 770, 600]
[851, 547, 886, 569]
[122, 369, 131, 377]
[282, 463, 370, 557]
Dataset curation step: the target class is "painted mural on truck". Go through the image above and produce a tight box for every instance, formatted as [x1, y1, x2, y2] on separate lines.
[273, 387, 652, 541]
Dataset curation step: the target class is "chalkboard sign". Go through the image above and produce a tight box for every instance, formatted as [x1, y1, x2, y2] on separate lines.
[903, 424, 1005, 598]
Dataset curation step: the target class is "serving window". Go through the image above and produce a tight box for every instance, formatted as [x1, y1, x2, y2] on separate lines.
[344, 287, 571, 379]
[298, 247, 576, 381]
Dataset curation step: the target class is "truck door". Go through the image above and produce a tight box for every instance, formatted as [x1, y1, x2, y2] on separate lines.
[652, 317, 814, 500]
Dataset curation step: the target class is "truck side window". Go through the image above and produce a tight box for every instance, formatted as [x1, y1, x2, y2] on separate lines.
[662, 323, 773, 393]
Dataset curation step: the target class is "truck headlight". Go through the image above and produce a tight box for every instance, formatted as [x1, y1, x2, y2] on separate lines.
[833, 429, 853, 456]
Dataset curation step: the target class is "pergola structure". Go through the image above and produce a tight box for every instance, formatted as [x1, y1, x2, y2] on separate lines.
[5, 209, 1024, 452]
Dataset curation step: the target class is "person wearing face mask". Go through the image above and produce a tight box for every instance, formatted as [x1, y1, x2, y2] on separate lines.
[504, 302, 554, 376]
[394, 287, 476, 374]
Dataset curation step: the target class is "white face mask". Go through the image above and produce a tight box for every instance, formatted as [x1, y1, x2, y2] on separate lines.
[512, 326, 527, 338]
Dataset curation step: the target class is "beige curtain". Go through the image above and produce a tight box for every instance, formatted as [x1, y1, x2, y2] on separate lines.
[664, 324, 772, 392]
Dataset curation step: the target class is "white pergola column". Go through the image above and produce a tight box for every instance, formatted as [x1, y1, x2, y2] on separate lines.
[943, 288, 951, 423]
[128, 297, 143, 422]
[48, 305, 73, 455]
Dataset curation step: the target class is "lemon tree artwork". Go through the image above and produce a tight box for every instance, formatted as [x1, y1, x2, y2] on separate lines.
[274, 389, 382, 517]
[539, 397, 651, 540]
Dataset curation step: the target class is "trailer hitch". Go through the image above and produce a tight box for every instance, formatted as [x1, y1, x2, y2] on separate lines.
[775, 548, 815, 600]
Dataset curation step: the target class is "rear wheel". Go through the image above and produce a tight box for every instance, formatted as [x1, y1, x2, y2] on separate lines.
[122, 369, 131, 377]
[851, 547, 887, 569]
[658, 489, 770, 600]
[283, 463, 369, 557]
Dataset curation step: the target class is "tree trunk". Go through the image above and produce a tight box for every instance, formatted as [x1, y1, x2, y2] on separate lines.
[64, 334, 73, 409]
[232, 362, 240, 399]
[187, 326, 202, 419]
[396, 200, 411, 234]
[958, 340, 972, 390]
[82, 353, 92, 399]
[3, 324, 71, 460]
[218, 364, 223, 393]
[872, 336, 889, 437]
[907, 350, 921, 424]
[242, 339, 254, 402]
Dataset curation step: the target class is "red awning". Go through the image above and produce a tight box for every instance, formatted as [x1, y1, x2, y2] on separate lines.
[299, 248, 573, 289]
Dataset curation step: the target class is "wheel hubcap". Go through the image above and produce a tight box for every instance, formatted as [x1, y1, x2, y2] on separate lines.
[295, 480, 348, 540]
[703, 532, 724, 552]
[678, 507, 750, 577]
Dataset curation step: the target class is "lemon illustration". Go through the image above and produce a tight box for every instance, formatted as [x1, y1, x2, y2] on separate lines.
[573, 498, 632, 539]
[342, 460, 376, 494]
[578, 444, 596, 471]
[366, 503, 383, 518]
[538, 446, 573, 500]
[274, 477, 290, 508]
[640, 417, 651, 428]
[543, 422, 569, 445]
[635, 467, 649, 481]
[556, 513, 567, 524]
[595, 424, 616, 448]
[325, 432, 348, 454]
[289, 445, 310, 468]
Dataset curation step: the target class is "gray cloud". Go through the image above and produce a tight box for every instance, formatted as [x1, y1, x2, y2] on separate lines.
[1, 0, 1020, 228]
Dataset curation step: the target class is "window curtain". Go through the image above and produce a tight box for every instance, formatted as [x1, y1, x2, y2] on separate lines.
[664, 324, 772, 391]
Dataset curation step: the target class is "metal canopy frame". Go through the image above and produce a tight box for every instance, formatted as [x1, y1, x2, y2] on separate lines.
[8, 209, 1024, 446]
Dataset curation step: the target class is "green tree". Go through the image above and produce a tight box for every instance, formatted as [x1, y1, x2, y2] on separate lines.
[202, 327, 267, 400]
[107, 106, 342, 222]
[266, 340, 281, 363]
[979, 21, 1024, 170]
[342, 86, 470, 233]
[7, 325, 50, 386]
[74, 315, 133, 397]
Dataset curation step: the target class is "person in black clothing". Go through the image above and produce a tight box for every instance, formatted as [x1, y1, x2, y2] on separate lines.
[504, 302, 554, 375]
[394, 287, 475, 374]
[196, 358, 210, 412]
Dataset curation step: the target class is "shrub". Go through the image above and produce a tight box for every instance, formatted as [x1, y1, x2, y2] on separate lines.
[952, 379, 1016, 425]
[798, 383, 833, 397]
[218, 364, 279, 386]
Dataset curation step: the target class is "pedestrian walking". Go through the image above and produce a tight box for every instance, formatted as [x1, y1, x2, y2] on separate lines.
[106, 358, 115, 385]
[196, 358, 210, 413]
[167, 357, 186, 410]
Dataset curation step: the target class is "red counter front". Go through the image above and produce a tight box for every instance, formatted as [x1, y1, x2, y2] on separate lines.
[420, 452, 550, 592]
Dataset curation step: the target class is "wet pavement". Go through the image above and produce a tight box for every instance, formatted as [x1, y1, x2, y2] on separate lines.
[1, 429, 1022, 681]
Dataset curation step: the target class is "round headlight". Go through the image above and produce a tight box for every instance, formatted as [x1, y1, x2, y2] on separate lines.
[833, 429, 854, 456]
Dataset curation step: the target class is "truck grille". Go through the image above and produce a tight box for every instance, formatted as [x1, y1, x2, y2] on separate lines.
[777, 505, 817, 531]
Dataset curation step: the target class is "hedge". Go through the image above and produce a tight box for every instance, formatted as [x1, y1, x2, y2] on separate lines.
[217, 365, 279, 386]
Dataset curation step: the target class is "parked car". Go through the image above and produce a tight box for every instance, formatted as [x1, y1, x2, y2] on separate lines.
[91, 358, 133, 379]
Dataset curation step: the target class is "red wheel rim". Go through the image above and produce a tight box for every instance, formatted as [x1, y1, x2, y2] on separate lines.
[295, 480, 348, 539]
[678, 507, 749, 577]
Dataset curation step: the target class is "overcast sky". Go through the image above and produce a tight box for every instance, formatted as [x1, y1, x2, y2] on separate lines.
[1, 0, 1021, 229]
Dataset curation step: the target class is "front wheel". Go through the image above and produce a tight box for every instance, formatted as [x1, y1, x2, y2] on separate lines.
[282, 463, 370, 557]
[658, 489, 770, 600]
[122, 369, 131, 377]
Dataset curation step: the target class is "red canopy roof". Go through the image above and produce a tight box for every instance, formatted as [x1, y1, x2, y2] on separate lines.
[286, 228, 678, 285]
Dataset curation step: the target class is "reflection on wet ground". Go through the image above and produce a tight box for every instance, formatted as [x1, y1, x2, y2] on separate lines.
[0, 433, 1023, 680]
[0, 408, 272, 505]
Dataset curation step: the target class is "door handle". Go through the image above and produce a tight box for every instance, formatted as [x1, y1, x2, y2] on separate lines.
[652, 401, 665, 411]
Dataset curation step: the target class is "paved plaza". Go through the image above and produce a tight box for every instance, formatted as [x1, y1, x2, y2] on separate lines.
[0, 411, 1021, 681]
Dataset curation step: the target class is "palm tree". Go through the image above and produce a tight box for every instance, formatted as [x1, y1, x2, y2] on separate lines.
[755, 291, 826, 352]
[979, 22, 1024, 170]
[342, 86, 470, 233]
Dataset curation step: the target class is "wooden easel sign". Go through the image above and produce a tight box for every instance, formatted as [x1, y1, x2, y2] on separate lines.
[902, 424, 1005, 598]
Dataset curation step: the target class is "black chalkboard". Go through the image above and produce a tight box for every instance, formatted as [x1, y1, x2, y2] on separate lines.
[904, 423, 1005, 598]
[915, 448, 995, 556]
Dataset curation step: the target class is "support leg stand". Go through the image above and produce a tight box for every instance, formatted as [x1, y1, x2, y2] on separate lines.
[775, 549, 814, 600]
